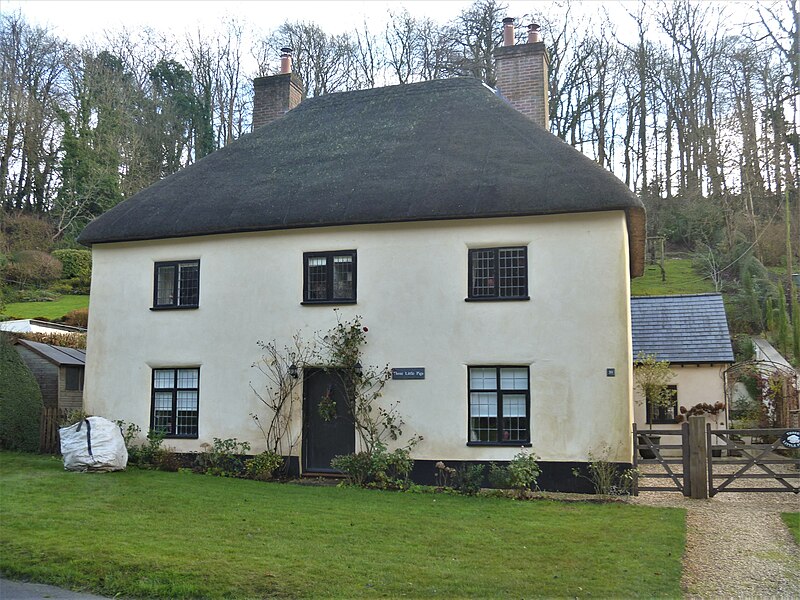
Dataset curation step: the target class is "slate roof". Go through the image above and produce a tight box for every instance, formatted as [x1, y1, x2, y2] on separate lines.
[15, 339, 86, 366]
[78, 77, 645, 275]
[631, 294, 734, 364]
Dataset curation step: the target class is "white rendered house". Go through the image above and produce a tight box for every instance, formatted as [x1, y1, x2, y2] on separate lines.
[79, 27, 645, 491]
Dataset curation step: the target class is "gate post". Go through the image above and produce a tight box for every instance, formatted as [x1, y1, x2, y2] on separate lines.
[688, 416, 708, 499]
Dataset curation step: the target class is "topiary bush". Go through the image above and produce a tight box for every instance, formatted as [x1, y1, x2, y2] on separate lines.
[51, 249, 92, 279]
[0, 333, 43, 451]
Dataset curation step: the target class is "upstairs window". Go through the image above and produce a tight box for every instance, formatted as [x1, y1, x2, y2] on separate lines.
[153, 260, 200, 309]
[467, 247, 528, 300]
[303, 250, 357, 304]
[151, 367, 199, 438]
[468, 366, 530, 445]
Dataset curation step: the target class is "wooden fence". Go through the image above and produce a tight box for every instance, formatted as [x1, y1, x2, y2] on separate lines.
[39, 407, 66, 454]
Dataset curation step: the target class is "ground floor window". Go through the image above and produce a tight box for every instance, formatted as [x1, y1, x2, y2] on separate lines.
[645, 385, 678, 424]
[151, 367, 199, 437]
[468, 366, 530, 444]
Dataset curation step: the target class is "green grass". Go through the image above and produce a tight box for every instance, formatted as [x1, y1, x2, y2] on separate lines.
[631, 258, 716, 296]
[782, 513, 800, 544]
[0, 452, 686, 599]
[1, 295, 89, 320]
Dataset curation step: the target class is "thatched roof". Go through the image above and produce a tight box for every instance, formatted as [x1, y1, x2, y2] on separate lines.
[78, 77, 644, 276]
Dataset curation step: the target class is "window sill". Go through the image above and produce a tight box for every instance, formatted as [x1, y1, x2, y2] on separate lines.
[467, 442, 532, 448]
[162, 434, 199, 440]
[150, 305, 199, 311]
[301, 300, 357, 306]
[464, 296, 530, 302]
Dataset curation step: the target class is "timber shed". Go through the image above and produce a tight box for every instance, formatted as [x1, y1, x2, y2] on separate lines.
[13, 339, 85, 411]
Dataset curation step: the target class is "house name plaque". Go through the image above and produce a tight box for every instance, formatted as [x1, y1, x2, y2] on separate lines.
[392, 368, 425, 380]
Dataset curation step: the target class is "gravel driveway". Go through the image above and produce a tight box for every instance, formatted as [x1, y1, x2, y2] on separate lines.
[631, 484, 799, 598]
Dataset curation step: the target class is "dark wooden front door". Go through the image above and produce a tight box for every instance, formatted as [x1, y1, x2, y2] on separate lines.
[303, 368, 355, 473]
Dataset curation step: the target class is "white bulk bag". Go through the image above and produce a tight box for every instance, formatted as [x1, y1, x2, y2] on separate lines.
[60, 416, 128, 472]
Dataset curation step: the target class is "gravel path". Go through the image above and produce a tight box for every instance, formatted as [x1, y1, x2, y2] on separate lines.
[632, 487, 799, 598]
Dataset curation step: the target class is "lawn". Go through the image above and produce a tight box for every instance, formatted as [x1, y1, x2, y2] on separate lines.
[1, 295, 89, 320]
[783, 512, 800, 544]
[631, 258, 716, 296]
[0, 452, 686, 599]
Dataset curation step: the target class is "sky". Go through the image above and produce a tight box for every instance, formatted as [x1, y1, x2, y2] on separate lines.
[4, 0, 757, 73]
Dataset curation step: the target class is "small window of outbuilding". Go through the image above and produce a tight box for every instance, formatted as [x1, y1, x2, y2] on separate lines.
[65, 366, 84, 391]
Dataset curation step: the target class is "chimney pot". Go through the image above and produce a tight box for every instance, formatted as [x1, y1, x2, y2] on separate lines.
[280, 46, 293, 74]
[527, 23, 541, 44]
[503, 17, 515, 47]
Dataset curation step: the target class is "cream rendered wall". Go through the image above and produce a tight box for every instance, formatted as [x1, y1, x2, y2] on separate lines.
[633, 364, 729, 431]
[85, 211, 634, 464]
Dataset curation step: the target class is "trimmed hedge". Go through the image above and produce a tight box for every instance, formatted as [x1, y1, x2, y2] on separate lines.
[52, 249, 92, 279]
[0, 333, 43, 451]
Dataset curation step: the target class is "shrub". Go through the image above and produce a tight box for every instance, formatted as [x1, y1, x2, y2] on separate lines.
[4, 251, 62, 285]
[245, 451, 284, 481]
[0, 333, 42, 451]
[51, 249, 91, 279]
[128, 429, 167, 468]
[8, 288, 59, 302]
[15, 332, 86, 349]
[434, 461, 456, 488]
[59, 408, 88, 427]
[331, 451, 375, 487]
[196, 438, 251, 477]
[62, 308, 88, 327]
[0, 212, 55, 253]
[572, 450, 637, 496]
[488, 451, 540, 495]
[453, 463, 485, 495]
[155, 448, 181, 472]
[332, 444, 414, 489]
[487, 462, 511, 489]
[507, 450, 540, 492]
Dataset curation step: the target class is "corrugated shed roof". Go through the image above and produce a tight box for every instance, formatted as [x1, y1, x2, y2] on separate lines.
[16, 339, 86, 366]
[631, 294, 734, 364]
[78, 77, 645, 276]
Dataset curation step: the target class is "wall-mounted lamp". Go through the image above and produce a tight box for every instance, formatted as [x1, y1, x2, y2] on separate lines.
[288, 363, 299, 379]
[354, 362, 363, 377]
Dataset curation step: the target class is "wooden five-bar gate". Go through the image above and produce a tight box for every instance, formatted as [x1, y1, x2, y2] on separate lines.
[633, 416, 799, 498]
[707, 427, 799, 495]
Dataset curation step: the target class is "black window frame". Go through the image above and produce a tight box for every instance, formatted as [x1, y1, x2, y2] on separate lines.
[466, 246, 529, 301]
[467, 365, 532, 446]
[65, 366, 84, 392]
[150, 367, 200, 439]
[302, 250, 357, 304]
[152, 260, 200, 310]
[646, 385, 678, 424]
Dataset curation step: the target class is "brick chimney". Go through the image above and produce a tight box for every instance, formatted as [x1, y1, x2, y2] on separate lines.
[252, 47, 304, 130]
[494, 21, 549, 128]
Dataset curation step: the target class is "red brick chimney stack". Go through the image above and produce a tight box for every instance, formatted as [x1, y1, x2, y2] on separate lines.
[527, 23, 540, 43]
[252, 47, 304, 130]
[494, 19, 550, 129]
[502, 17, 514, 46]
[279, 46, 293, 74]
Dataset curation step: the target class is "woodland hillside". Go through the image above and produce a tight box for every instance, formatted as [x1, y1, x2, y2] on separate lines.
[1, 0, 798, 362]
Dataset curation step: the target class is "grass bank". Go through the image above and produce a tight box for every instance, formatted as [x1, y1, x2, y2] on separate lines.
[1, 295, 89, 320]
[631, 258, 715, 296]
[0, 452, 684, 599]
